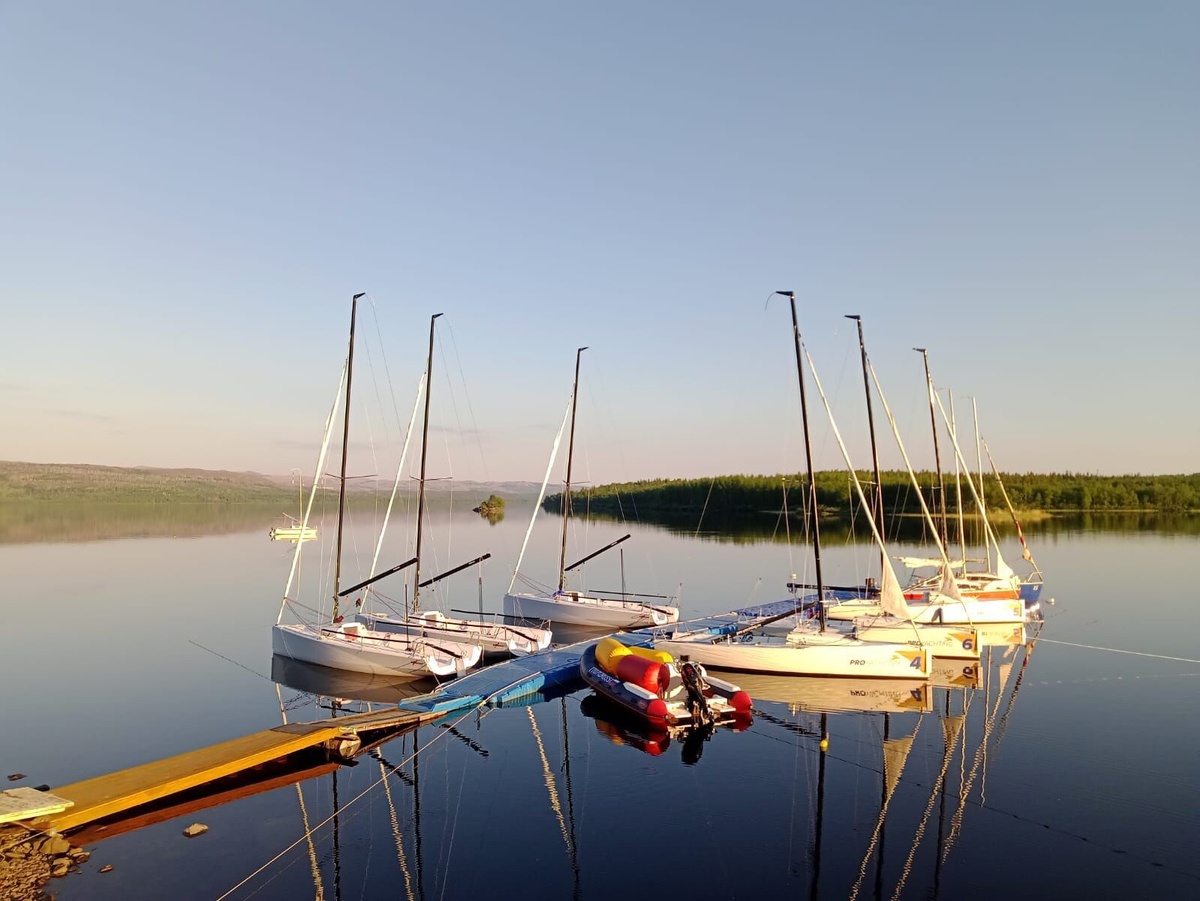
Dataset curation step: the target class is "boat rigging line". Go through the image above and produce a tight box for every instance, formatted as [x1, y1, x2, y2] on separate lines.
[1035, 638, 1200, 665]
[215, 703, 494, 901]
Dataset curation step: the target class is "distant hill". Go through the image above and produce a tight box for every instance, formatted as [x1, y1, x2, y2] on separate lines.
[0, 461, 543, 505]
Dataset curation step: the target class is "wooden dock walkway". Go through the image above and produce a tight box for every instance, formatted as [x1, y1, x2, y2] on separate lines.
[41, 706, 441, 833]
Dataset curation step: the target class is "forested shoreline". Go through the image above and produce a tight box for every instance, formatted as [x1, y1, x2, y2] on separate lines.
[545, 471, 1200, 518]
[4, 462, 1196, 514]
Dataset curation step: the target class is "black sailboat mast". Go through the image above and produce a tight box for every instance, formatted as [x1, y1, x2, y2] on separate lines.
[778, 291, 827, 630]
[332, 293, 364, 621]
[847, 315, 885, 575]
[412, 313, 443, 613]
[915, 348, 949, 551]
[558, 346, 587, 592]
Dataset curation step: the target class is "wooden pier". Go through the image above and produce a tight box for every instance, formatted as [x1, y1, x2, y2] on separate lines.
[33, 706, 440, 834]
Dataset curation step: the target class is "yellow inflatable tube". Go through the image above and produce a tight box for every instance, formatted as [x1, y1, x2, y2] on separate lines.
[596, 637, 673, 675]
[626, 645, 673, 665]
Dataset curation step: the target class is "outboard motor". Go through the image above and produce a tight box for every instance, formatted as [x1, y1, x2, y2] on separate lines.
[678, 656, 713, 727]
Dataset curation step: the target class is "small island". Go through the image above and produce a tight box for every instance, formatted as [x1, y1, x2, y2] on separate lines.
[473, 493, 506, 522]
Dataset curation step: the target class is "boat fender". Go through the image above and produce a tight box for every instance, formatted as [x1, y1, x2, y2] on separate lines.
[615, 654, 670, 695]
[645, 697, 669, 722]
[728, 690, 752, 711]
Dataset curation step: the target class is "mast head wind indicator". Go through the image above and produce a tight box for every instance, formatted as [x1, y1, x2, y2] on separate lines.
[773, 290, 795, 297]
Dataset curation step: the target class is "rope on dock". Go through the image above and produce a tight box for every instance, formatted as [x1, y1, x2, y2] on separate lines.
[215, 704, 491, 901]
[1036, 638, 1200, 665]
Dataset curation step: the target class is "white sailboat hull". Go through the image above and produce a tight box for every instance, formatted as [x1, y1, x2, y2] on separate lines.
[828, 596, 1024, 625]
[357, 610, 552, 657]
[911, 597, 1025, 625]
[503, 591, 679, 629]
[272, 623, 480, 678]
[653, 628, 929, 678]
[852, 619, 981, 659]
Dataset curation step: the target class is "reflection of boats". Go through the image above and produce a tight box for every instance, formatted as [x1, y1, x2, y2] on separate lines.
[504, 346, 680, 629]
[723, 671, 932, 714]
[270, 654, 435, 704]
[271, 295, 483, 678]
[579, 693, 672, 756]
[855, 625, 1039, 899]
[357, 313, 552, 658]
[580, 638, 752, 730]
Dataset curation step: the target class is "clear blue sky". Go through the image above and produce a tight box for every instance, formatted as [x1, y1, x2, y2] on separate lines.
[3, 2, 1197, 483]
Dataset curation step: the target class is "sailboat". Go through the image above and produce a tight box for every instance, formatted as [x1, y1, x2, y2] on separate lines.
[353, 313, 552, 657]
[269, 472, 318, 541]
[899, 352, 1023, 602]
[271, 294, 484, 678]
[982, 437, 1047, 608]
[654, 293, 930, 679]
[503, 346, 681, 629]
[823, 356, 1025, 627]
[815, 316, 980, 661]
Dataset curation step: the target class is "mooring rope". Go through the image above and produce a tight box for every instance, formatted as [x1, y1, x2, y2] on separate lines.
[216, 704, 489, 901]
[1037, 638, 1200, 665]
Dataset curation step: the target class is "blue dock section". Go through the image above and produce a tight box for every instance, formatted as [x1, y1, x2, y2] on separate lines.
[396, 633, 654, 716]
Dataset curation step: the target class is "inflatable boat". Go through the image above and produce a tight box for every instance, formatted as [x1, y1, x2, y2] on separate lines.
[579, 637, 753, 730]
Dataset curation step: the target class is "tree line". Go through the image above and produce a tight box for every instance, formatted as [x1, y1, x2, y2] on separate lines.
[545, 470, 1200, 518]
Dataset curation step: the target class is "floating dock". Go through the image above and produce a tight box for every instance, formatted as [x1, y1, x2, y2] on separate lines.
[22, 634, 628, 835]
[399, 633, 650, 712]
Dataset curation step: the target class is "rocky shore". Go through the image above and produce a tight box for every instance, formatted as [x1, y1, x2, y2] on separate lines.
[0, 830, 91, 901]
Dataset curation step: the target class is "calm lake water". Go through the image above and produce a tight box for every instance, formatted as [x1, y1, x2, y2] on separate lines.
[2, 502, 1198, 900]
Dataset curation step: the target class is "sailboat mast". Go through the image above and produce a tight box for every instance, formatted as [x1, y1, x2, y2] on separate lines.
[973, 397, 991, 572]
[950, 392, 966, 561]
[847, 315, 884, 571]
[412, 313, 443, 613]
[558, 346, 587, 592]
[778, 291, 826, 629]
[915, 348, 949, 552]
[333, 292, 364, 620]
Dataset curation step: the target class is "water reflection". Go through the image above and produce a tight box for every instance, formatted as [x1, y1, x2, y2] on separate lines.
[725, 672, 932, 714]
[0, 501, 282, 544]
[585, 507, 1200, 541]
[578, 691, 750, 765]
[9, 505, 1200, 901]
[270, 654, 436, 705]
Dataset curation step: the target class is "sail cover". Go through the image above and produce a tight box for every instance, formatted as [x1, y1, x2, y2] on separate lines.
[880, 558, 914, 621]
